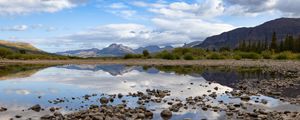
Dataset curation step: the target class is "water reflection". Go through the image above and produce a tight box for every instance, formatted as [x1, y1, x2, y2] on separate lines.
[0, 64, 298, 119]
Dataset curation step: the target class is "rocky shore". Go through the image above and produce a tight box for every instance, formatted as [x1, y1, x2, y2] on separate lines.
[2, 87, 299, 120]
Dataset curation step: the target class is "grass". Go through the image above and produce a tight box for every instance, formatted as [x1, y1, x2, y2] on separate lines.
[123, 48, 300, 60]
[0, 47, 71, 60]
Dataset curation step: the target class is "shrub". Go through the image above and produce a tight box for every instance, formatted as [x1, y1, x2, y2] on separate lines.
[183, 53, 194, 60]
[142, 50, 150, 57]
[124, 54, 142, 59]
[233, 55, 242, 60]
[261, 50, 272, 59]
[162, 52, 176, 60]
[0, 48, 13, 58]
[207, 53, 224, 59]
[274, 51, 295, 60]
[297, 54, 300, 60]
[236, 52, 261, 59]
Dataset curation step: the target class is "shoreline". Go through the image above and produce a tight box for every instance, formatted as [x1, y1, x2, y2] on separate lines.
[1, 59, 300, 70]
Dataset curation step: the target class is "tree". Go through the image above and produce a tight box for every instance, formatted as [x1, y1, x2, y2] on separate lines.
[279, 40, 284, 52]
[270, 32, 278, 52]
[142, 50, 150, 57]
[296, 35, 300, 53]
[264, 37, 268, 50]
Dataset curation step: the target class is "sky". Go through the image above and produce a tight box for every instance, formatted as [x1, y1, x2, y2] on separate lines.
[0, 0, 299, 52]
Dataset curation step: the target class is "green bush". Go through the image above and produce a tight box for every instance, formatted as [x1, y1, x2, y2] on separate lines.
[274, 51, 295, 60]
[183, 53, 194, 60]
[124, 54, 142, 59]
[162, 53, 176, 60]
[207, 53, 224, 59]
[0, 48, 13, 58]
[236, 52, 261, 59]
[297, 54, 300, 60]
[233, 55, 242, 60]
[261, 51, 272, 59]
[142, 50, 150, 57]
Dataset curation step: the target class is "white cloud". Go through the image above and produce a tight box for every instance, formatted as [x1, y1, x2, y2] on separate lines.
[110, 10, 137, 19]
[131, 1, 167, 8]
[152, 18, 234, 40]
[0, 0, 85, 15]
[148, 0, 235, 41]
[109, 2, 128, 9]
[36, 23, 190, 52]
[224, 0, 300, 17]
[0, 25, 28, 31]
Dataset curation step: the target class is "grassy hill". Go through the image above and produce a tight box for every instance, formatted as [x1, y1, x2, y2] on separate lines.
[0, 40, 41, 51]
[0, 40, 72, 60]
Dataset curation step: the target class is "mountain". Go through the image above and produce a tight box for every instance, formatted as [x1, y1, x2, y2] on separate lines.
[58, 64, 137, 76]
[98, 43, 135, 57]
[56, 44, 174, 57]
[195, 18, 300, 49]
[56, 48, 100, 58]
[183, 41, 203, 48]
[134, 45, 173, 54]
[56, 44, 135, 57]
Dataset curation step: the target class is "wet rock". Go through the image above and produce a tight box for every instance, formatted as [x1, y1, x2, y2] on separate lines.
[15, 115, 22, 118]
[240, 96, 251, 101]
[227, 105, 235, 111]
[161, 110, 172, 119]
[100, 97, 109, 104]
[226, 112, 233, 116]
[49, 107, 56, 112]
[54, 111, 63, 117]
[40, 115, 53, 120]
[0, 107, 7, 112]
[214, 87, 218, 91]
[84, 94, 91, 100]
[118, 93, 123, 98]
[261, 99, 268, 104]
[29, 104, 42, 112]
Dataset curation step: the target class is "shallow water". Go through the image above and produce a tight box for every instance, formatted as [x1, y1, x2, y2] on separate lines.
[0, 64, 299, 120]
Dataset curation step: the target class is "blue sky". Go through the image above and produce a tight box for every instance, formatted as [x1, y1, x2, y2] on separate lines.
[0, 0, 298, 52]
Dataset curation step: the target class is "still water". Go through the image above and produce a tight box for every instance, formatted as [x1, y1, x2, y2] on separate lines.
[0, 64, 299, 120]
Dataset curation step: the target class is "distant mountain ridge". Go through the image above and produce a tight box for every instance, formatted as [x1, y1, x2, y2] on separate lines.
[56, 43, 174, 57]
[194, 18, 300, 49]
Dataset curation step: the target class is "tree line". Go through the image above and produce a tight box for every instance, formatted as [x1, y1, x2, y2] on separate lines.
[237, 32, 300, 53]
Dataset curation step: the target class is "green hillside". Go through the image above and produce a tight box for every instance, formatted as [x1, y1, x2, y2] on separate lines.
[0, 40, 71, 60]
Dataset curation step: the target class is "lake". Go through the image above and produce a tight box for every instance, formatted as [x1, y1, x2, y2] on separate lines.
[0, 64, 299, 120]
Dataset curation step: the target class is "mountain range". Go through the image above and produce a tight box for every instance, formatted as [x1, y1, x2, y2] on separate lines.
[194, 18, 300, 49]
[56, 43, 173, 57]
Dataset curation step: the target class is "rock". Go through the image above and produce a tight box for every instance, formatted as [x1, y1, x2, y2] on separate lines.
[29, 104, 42, 112]
[214, 87, 218, 91]
[240, 96, 251, 101]
[227, 105, 235, 111]
[118, 93, 123, 98]
[15, 115, 22, 118]
[49, 107, 56, 112]
[161, 110, 172, 119]
[145, 111, 153, 118]
[100, 97, 109, 104]
[54, 112, 63, 117]
[261, 99, 268, 104]
[0, 107, 7, 112]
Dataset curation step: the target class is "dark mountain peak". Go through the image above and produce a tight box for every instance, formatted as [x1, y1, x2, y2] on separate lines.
[195, 17, 300, 49]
